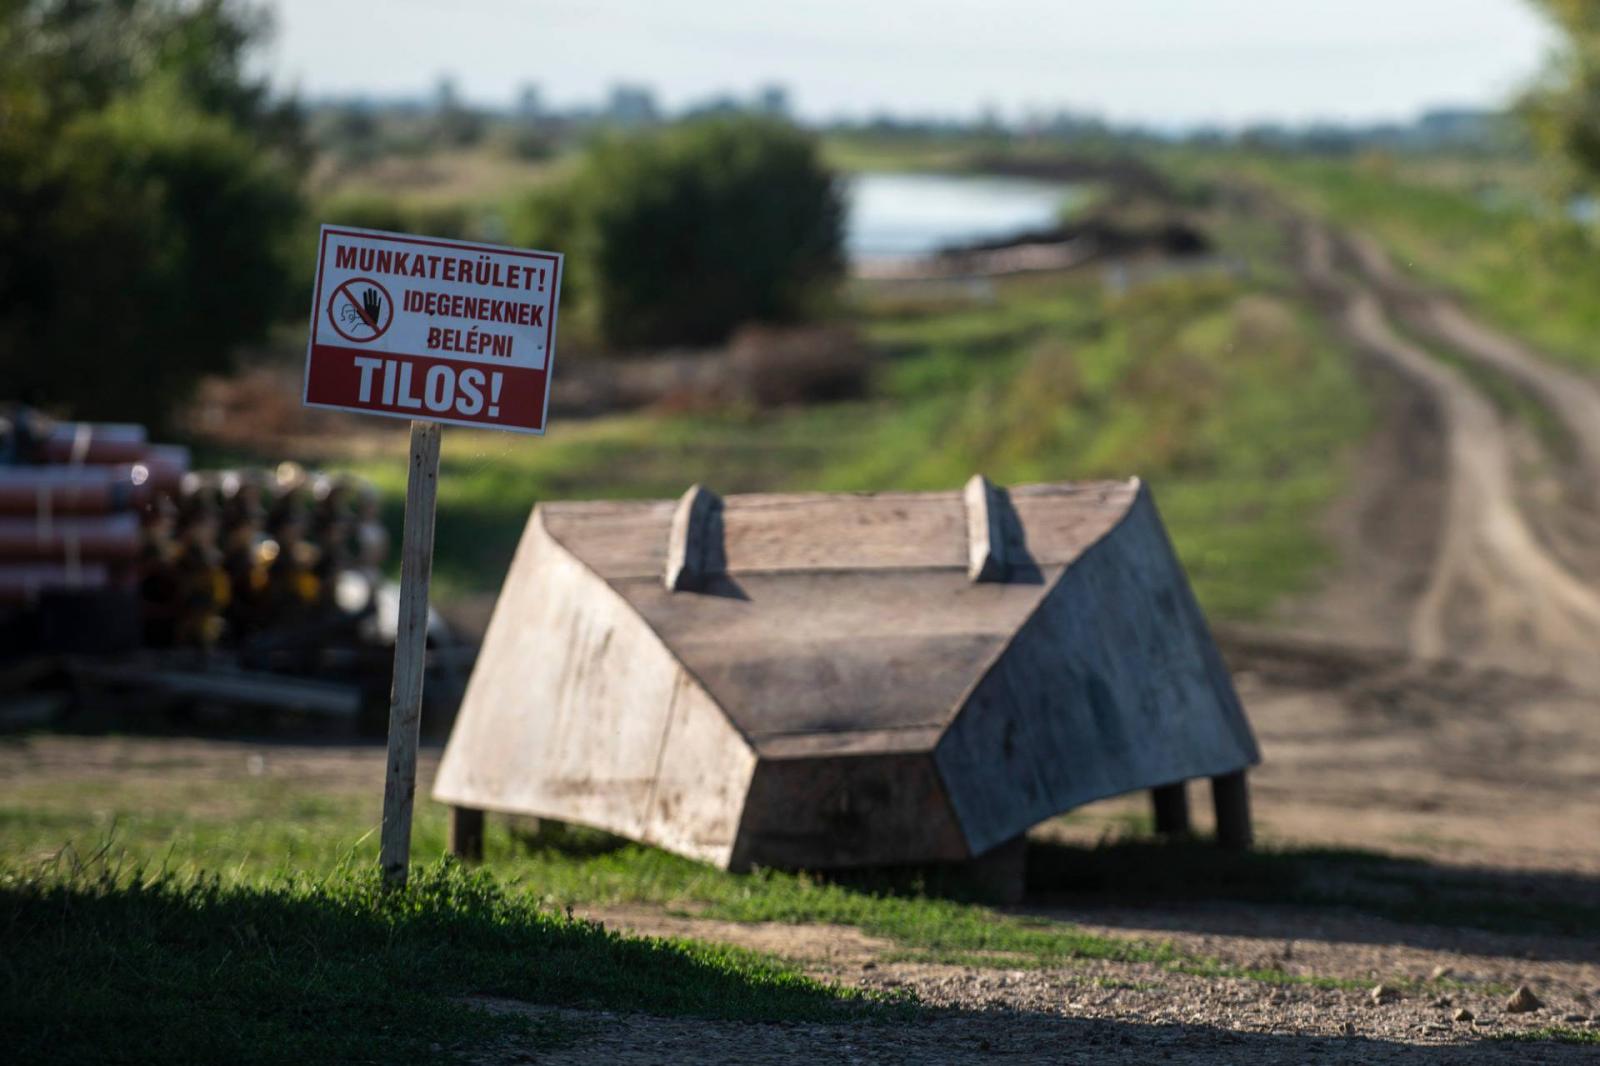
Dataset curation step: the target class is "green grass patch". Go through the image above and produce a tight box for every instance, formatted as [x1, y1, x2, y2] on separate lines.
[16, 771, 1587, 953]
[820, 132, 990, 174]
[491, 822, 1181, 969]
[2, 761, 1182, 973]
[1, 852, 899, 1066]
[832, 274, 1371, 618]
[1218, 153, 1600, 371]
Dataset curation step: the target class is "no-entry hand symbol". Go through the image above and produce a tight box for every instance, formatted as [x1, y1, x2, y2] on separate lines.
[327, 276, 393, 343]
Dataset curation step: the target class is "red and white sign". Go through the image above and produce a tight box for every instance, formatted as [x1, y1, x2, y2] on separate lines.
[303, 225, 563, 434]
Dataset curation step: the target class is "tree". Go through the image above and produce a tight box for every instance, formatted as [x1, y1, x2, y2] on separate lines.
[509, 117, 844, 349]
[0, 0, 304, 427]
[1521, 1, 1600, 192]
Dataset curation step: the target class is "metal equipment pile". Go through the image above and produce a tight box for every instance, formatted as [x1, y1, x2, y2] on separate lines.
[0, 408, 463, 732]
[1, 408, 389, 655]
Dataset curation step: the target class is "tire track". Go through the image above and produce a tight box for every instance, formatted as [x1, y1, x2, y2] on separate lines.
[1341, 231, 1600, 483]
[1340, 231, 1600, 581]
[1294, 221, 1600, 684]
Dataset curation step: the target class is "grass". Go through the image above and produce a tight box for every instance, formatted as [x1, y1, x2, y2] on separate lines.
[0, 757, 906, 1064]
[11, 729, 1600, 1062]
[2, 854, 894, 1066]
[312, 145, 560, 214]
[337, 266, 1370, 620]
[0, 769, 1182, 973]
[820, 131, 994, 174]
[12, 744, 1595, 982]
[1216, 152, 1600, 371]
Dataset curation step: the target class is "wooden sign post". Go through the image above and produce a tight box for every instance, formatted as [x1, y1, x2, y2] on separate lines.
[379, 419, 441, 886]
[302, 225, 562, 889]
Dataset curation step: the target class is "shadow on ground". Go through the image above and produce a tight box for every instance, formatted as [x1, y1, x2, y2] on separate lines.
[1022, 837, 1600, 959]
[510, 818, 1600, 958]
[0, 857, 896, 1066]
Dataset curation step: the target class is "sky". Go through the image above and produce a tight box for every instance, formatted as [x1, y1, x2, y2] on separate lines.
[262, 0, 1557, 128]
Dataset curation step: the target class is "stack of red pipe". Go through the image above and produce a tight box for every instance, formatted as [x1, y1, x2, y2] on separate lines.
[0, 421, 189, 604]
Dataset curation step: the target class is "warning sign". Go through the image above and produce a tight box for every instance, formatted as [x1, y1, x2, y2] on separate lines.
[302, 225, 563, 434]
[327, 276, 394, 343]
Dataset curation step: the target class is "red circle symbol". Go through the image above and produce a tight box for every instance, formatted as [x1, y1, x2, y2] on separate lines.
[327, 277, 393, 343]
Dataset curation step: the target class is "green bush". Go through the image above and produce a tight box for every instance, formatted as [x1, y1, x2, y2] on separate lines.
[0, 1, 304, 429]
[510, 117, 844, 348]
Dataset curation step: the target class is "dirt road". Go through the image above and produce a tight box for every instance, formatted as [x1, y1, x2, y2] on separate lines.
[1291, 220, 1600, 682]
[530, 900, 1600, 1065]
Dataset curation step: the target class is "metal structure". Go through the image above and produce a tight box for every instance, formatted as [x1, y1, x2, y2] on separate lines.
[0, 408, 461, 733]
[436, 476, 1259, 874]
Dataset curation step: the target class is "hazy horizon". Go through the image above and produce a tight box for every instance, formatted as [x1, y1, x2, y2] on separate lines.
[262, 0, 1555, 128]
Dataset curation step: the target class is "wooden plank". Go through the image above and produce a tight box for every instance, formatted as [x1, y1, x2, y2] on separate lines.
[1151, 781, 1191, 836]
[433, 511, 758, 868]
[729, 752, 969, 870]
[449, 806, 485, 863]
[964, 474, 1009, 582]
[380, 419, 442, 889]
[641, 671, 764, 866]
[935, 484, 1259, 856]
[440, 477, 1257, 871]
[545, 492, 968, 578]
[754, 725, 945, 758]
[994, 478, 1140, 563]
[663, 484, 725, 592]
[1211, 771, 1252, 850]
[542, 482, 1141, 581]
[619, 568, 1057, 748]
[721, 493, 965, 573]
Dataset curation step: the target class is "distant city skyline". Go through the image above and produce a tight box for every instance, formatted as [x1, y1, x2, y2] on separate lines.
[262, 0, 1555, 128]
